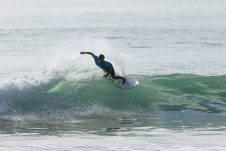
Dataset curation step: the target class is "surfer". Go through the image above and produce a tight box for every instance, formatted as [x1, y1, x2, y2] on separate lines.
[80, 51, 126, 84]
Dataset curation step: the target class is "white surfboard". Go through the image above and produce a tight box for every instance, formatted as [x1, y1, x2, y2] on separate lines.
[114, 75, 139, 89]
[104, 73, 139, 89]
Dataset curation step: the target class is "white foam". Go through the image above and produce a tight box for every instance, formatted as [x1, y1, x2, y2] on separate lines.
[1, 127, 226, 151]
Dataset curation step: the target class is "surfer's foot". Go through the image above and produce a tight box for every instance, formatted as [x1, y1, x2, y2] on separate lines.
[122, 78, 126, 84]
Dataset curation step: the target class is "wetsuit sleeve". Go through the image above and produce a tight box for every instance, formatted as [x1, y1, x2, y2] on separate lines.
[92, 54, 99, 64]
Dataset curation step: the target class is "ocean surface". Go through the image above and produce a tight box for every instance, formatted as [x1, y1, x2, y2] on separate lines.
[1, 0, 226, 150]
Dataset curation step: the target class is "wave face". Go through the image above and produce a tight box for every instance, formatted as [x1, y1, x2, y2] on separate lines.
[1, 73, 226, 118]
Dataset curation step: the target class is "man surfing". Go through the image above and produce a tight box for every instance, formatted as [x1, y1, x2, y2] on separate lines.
[80, 51, 126, 84]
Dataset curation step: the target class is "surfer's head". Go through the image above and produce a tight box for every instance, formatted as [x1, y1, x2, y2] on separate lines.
[98, 54, 105, 62]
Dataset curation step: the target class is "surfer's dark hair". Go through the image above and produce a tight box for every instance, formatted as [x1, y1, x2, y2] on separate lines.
[99, 54, 105, 60]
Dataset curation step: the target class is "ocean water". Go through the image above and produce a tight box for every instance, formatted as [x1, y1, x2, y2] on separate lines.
[1, 0, 226, 150]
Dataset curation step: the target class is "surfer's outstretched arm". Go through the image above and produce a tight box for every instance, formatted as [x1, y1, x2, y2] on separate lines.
[80, 51, 93, 55]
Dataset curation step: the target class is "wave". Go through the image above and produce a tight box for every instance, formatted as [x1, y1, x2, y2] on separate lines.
[0, 73, 226, 118]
